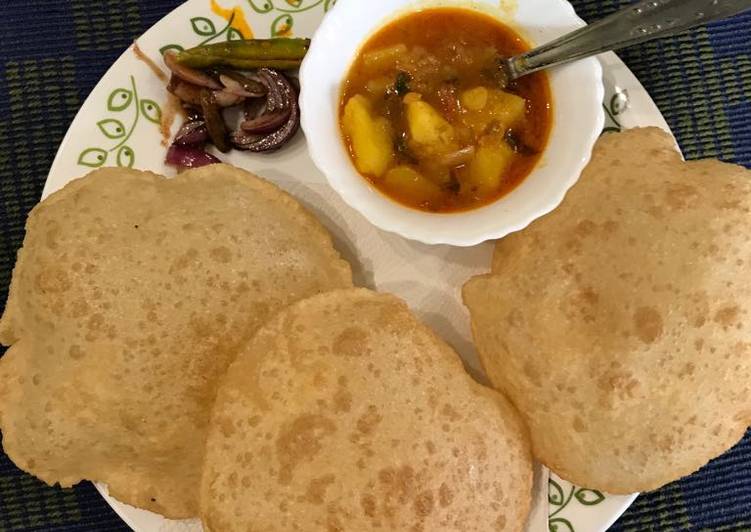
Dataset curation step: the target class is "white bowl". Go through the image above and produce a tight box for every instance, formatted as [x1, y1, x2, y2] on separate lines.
[300, 0, 604, 246]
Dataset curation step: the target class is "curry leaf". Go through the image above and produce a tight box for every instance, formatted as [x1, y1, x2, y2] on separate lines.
[395, 71, 411, 96]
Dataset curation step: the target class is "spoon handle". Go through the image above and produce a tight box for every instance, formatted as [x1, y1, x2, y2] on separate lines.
[506, 0, 751, 79]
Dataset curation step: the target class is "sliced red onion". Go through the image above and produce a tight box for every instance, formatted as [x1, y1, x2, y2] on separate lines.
[167, 75, 201, 105]
[437, 145, 476, 167]
[183, 106, 202, 121]
[232, 71, 299, 152]
[256, 68, 290, 113]
[219, 75, 257, 98]
[213, 90, 244, 107]
[240, 108, 291, 134]
[218, 73, 266, 98]
[231, 130, 262, 146]
[243, 97, 266, 122]
[174, 119, 208, 146]
[167, 76, 242, 108]
[165, 145, 221, 168]
[167, 66, 299, 155]
[163, 51, 222, 89]
[200, 89, 230, 153]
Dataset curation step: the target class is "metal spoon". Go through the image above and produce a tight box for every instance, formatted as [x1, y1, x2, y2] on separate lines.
[501, 0, 751, 84]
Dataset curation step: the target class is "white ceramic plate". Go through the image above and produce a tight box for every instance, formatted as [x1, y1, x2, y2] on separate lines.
[43, 1, 671, 531]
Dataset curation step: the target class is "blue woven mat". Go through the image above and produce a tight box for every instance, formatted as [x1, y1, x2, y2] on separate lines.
[0, 1, 749, 530]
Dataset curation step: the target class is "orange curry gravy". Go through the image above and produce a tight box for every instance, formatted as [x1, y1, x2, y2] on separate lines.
[340, 8, 552, 213]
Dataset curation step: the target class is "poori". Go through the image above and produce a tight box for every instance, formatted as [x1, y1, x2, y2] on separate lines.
[464, 127, 751, 493]
[200, 288, 533, 532]
[0, 164, 352, 517]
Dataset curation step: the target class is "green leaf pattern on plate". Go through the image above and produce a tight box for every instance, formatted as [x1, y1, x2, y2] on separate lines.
[78, 75, 161, 169]
[116, 145, 135, 168]
[549, 477, 608, 531]
[248, 0, 274, 13]
[140, 99, 162, 124]
[159, 43, 185, 55]
[159, 2, 335, 67]
[77, 147, 108, 167]
[603, 88, 628, 133]
[191, 16, 217, 35]
[549, 478, 565, 506]
[549, 517, 576, 532]
[97, 118, 127, 139]
[227, 27, 244, 41]
[575, 488, 606, 506]
[107, 88, 133, 112]
[244, 0, 336, 33]
[271, 13, 294, 36]
[177, 9, 240, 46]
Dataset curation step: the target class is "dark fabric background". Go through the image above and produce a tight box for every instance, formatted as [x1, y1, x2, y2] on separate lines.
[0, 1, 749, 530]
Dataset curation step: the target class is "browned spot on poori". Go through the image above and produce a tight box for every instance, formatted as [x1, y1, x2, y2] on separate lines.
[633, 306, 663, 344]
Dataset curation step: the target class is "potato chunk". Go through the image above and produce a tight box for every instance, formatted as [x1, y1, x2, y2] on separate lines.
[342, 95, 394, 177]
[365, 76, 392, 96]
[461, 89, 527, 137]
[460, 87, 489, 111]
[489, 90, 527, 130]
[466, 136, 515, 194]
[383, 165, 443, 203]
[405, 95, 456, 157]
[361, 44, 408, 74]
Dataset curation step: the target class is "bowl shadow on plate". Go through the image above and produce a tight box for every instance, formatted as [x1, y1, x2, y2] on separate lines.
[243, 167, 374, 289]
[386, 234, 496, 267]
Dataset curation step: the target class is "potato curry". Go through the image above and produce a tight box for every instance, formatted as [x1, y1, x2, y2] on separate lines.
[340, 8, 552, 212]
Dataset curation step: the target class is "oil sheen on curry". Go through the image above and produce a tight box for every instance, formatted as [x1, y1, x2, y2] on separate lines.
[340, 8, 552, 213]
